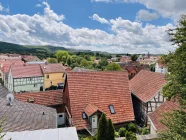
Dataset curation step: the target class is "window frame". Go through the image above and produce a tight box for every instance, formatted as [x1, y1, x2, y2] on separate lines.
[82, 112, 87, 119]
[108, 105, 116, 114]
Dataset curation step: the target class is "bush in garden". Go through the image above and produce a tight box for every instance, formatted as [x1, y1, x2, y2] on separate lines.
[125, 131, 137, 140]
[127, 123, 137, 133]
[141, 128, 150, 135]
[119, 127, 127, 137]
[115, 132, 120, 138]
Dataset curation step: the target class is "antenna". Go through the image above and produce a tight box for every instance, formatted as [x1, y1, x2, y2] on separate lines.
[6, 93, 14, 106]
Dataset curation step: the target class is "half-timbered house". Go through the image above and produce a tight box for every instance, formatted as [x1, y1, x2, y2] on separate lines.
[129, 70, 166, 126]
[8, 64, 44, 93]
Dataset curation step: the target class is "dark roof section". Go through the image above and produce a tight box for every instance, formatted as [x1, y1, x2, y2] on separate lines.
[0, 85, 9, 98]
[0, 85, 57, 132]
[129, 70, 166, 103]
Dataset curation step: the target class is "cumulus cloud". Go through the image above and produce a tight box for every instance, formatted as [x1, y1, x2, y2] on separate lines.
[136, 9, 159, 21]
[0, 3, 3, 11]
[91, 0, 186, 22]
[0, 2, 176, 54]
[90, 14, 109, 24]
[35, 4, 42, 8]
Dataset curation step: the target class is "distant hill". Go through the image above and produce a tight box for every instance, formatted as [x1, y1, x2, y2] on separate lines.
[0, 41, 108, 55]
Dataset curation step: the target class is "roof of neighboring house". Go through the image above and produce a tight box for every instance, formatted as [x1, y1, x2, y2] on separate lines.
[66, 72, 134, 130]
[157, 62, 167, 68]
[0, 61, 24, 73]
[3, 127, 79, 140]
[149, 100, 179, 132]
[15, 90, 63, 106]
[0, 85, 9, 98]
[0, 86, 57, 132]
[129, 70, 166, 103]
[40, 64, 66, 74]
[22, 55, 41, 62]
[72, 67, 96, 72]
[11, 64, 43, 78]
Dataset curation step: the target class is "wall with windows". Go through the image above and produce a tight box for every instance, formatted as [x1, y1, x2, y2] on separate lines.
[44, 72, 65, 90]
[13, 77, 44, 92]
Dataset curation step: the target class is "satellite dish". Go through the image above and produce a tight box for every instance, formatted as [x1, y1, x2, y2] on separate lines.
[6, 93, 14, 106]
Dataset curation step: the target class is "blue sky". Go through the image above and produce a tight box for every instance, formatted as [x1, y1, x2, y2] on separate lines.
[0, 0, 185, 53]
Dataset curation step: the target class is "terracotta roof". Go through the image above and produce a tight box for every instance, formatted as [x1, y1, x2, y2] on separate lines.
[149, 100, 179, 132]
[66, 72, 134, 130]
[1, 61, 24, 73]
[84, 104, 102, 116]
[129, 70, 166, 103]
[15, 90, 63, 106]
[40, 64, 66, 74]
[11, 64, 43, 78]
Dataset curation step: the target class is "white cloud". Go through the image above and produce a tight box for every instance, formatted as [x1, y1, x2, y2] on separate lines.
[90, 14, 109, 24]
[136, 9, 159, 21]
[35, 4, 42, 8]
[0, 3, 10, 13]
[0, 2, 176, 54]
[91, 0, 186, 22]
[0, 3, 3, 11]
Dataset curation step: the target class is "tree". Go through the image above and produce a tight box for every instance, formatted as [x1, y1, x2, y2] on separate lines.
[98, 58, 109, 70]
[105, 63, 122, 71]
[131, 54, 138, 61]
[158, 15, 186, 139]
[97, 114, 107, 140]
[67, 56, 72, 66]
[159, 110, 186, 140]
[106, 119, 115, 140]
[56, 51, 69, 63]
[47, 58, 57, 63]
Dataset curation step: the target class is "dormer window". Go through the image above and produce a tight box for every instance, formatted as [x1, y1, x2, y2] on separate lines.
[109, 105, 115, 114]
[82, 112, 87, 119]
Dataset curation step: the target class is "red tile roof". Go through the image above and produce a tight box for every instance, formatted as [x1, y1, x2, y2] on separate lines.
[15, 90, 63, 106]
[84, 103, 102, 116]
[40, 64, 66, 74]
[129, 70, 166, 103]
[11, 64, 43, 78]
[66, 72, 134, 130]
[149, 100, 179, 132]
[0, 60, 24, 73]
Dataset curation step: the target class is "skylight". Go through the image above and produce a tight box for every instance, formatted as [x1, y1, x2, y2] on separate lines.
[109, 105, 115, 114]
[82, 112, 87, 119]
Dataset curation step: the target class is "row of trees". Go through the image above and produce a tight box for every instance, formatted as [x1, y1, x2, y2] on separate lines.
[48, 50, 123, 71]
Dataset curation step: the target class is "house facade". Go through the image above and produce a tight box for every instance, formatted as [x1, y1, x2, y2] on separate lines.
[155, 63, 168, 74]
[40, 64, 66, 90]
[8, 64, 44, 93]
[129, 70, 166, 126]
[64, 72, 134, 136]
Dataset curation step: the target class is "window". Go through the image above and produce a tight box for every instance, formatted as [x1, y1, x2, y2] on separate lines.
[46, 75, 49, 79]
[109, 105, 116, 114]
[59, 115, 63, 118]
[82, 112, 87, 119]
[34, 84, 37, 87]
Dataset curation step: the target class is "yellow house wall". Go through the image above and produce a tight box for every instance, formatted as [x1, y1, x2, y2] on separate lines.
[44, 72, 65, 89]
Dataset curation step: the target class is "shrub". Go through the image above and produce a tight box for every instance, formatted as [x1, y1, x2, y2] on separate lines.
[115, 132, 120, 138]
[119, 127, 127, 137]
[127, 123, 137, 133]
[141, 128, 150, 135]
[125, 131, 137, 140]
